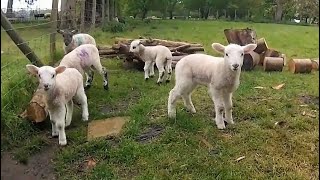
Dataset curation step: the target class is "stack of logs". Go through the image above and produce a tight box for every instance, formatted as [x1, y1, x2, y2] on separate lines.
[224, 28, 285, 72]
[98, 37, 205, 71]
[224, 28, 319, 73]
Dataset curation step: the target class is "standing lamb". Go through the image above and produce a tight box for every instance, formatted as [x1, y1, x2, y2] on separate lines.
[129, 40, 173, 84]
[59, 44, 109, 90]
[167, 43, 257, 129]
[26, 65, 89, 145]
[57, 29, 96, 54]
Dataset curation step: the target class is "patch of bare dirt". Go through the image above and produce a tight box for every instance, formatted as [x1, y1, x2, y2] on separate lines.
[136, 125, 165, 143]
[1, 140, 57, 180]
[299, 95, 319, 106]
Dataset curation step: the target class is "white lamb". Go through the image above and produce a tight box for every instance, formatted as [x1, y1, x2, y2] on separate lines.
[57, 29, 96, 54]
[59, 44, 109, 90]
[26, 65, 89, 145]
[167, 43, 257, 129]
[129, 40, 173, 84]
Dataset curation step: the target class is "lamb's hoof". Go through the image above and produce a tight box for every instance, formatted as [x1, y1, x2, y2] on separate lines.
[59, 140, 67, 146]
[145, 78, 149, 81]
[104, 85, 109, 90]
[168, 112, 176, 119]
[217, 124, 226, 130]
[224, 120, 234, 125]
[166, 79, 170, 83]
[84, 84, 91, 90]
[149, 75, 154, 78]
[157, 81, 162, 85]
[52, 131, 58, 138]
[82, 115, 89, 121]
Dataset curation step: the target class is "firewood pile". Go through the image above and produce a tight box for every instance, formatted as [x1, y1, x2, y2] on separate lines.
[97, 37, 205, 71]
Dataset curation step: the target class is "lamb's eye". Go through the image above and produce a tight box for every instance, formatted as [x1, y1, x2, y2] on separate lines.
[133, 46, 136, 49]
[241, 53, 244, 56]
[225, 53, 228, 57]
[52, 74, 55, 78]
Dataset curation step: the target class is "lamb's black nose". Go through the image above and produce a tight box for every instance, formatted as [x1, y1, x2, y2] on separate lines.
[232, 64, 239, 68]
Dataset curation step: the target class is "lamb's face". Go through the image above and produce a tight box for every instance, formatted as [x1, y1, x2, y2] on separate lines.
[212, 43, 257, 71]
[224, 45, 245, 71]
[129, 40, 141, 54]
[26, 65, 66, 91]
[57, 29, 78, 46]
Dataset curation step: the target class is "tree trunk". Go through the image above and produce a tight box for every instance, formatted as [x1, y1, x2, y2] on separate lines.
[50, 0, 58, 64]
[60, 0, 77, 29]
[275, 0, 283, 22]
[6, 0, 14, 18]
[141, 9, 148, 20]
[109, 0, 114, 20]
[91, 0, 96, 28]
[80, 0, 85, 31]
[169, 10, 173, 19]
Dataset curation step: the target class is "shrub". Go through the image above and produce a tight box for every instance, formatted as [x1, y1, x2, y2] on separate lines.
[102, 21, 126, 33]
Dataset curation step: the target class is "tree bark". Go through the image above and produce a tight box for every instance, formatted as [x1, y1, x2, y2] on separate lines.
[60, 0, 77, 29]
[263, 57, 284, 72]
[80, 0, 85, 32]
[92, 0, 96, 28]
[275, 0, 283, 22]
[50, 0, 58, 64]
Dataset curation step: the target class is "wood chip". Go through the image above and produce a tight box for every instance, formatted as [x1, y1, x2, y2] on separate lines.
[306, 113, 316, 118]
[274, 121, 286, 126]
[235, 156, 245, 162]
[254, 86, 265, 89]
[299, 104, 308, 107]
[272, 83, 285, 90]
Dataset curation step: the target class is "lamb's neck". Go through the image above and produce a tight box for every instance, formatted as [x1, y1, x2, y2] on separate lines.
[138, 46, 148, 59]
[44, 88, 60, 107]
[222, 63, 241, 83]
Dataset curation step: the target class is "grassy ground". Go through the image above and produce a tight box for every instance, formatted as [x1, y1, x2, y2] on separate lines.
[1, 20, 319, 179]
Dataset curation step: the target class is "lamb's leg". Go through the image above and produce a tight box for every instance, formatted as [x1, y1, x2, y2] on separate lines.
[53, 105, 67, 145]
[84, 70, 94, 90]
[149, 61, 155, 77]
[155, 60, 165, 84]
[223, 92, 234, 124]
[65, 100, 73, 127]
[165, 59, 172, 83]
[168, 88, 180, 119]
[144, 61, 152, 80]
[75, 87, 89, 121]
[182, 93, 196, 113]
[49, 111, 58, 137]
[208, 87, 225, 129]
[92, 60, 109, 90]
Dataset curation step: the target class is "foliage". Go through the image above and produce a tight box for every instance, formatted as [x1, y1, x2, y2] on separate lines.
[102, 21, 127, 33]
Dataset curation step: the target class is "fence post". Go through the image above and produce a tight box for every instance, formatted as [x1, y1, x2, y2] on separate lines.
[50, 0, 58, 64]
[1, 10, 43, 66]
[91, 0, 96, 28]
[80, 0, 85, 32]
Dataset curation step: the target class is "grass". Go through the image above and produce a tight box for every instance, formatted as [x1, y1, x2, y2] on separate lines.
[1, 20, 319, 179]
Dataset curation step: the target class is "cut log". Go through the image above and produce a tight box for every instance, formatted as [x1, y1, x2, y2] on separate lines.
[242, 51, 260, 71]
[183, 47, 205, 53]
[311, 58, 319, 71]
[19, 88, 48, 123]
[288, 59, 313, 73]
[115, 37, 202, 47]
[172, 55, 187, 61]
[281, 54, 287, 66]
[254, 38, 268, 54]
[99, 49, 118, 55]
[224, 28, 257, 45]
[170, 44, 191, 52]
[259, 51, 266, 65]
[172, 51, 188, 56]
[264, 48, 281, 58]
[263, 57, 284, 72]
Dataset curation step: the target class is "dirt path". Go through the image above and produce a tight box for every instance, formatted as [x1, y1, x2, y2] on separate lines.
[1, 143, 57, 180]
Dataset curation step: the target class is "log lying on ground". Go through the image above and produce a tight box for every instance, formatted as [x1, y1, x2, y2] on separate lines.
[98, 37, 205, 71]
[259, 48, 282, 65]
[254, 38, 268, 54]
[242, 51, 260, 71]
[311, 58, 319, 71]
[288, 59, 313, 73]
[19, 88, 48, 123]
[224, 28, 257, 46]
[263, 57, 284, 72]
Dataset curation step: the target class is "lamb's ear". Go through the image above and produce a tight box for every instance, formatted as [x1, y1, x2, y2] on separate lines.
[138, 41, 142, 45]
[71, 29, 78, 34]
[55, 66, 66, 74]
[57, 29, 64, 34]
[243, 43, 257, 54]
[26, 64, 39, 75]
[212, 43, 225, 54]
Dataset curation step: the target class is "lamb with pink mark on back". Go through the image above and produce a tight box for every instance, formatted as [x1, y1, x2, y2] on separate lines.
[167, 43, 257, 129]
[26, 65, 89, 146]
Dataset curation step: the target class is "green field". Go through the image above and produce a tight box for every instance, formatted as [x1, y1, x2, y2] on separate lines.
[1, 20, 319, 179]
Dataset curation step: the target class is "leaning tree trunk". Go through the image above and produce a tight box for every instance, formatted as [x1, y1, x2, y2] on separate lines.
[6, 0, 14, 18]
[60, 0, 77, 29]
